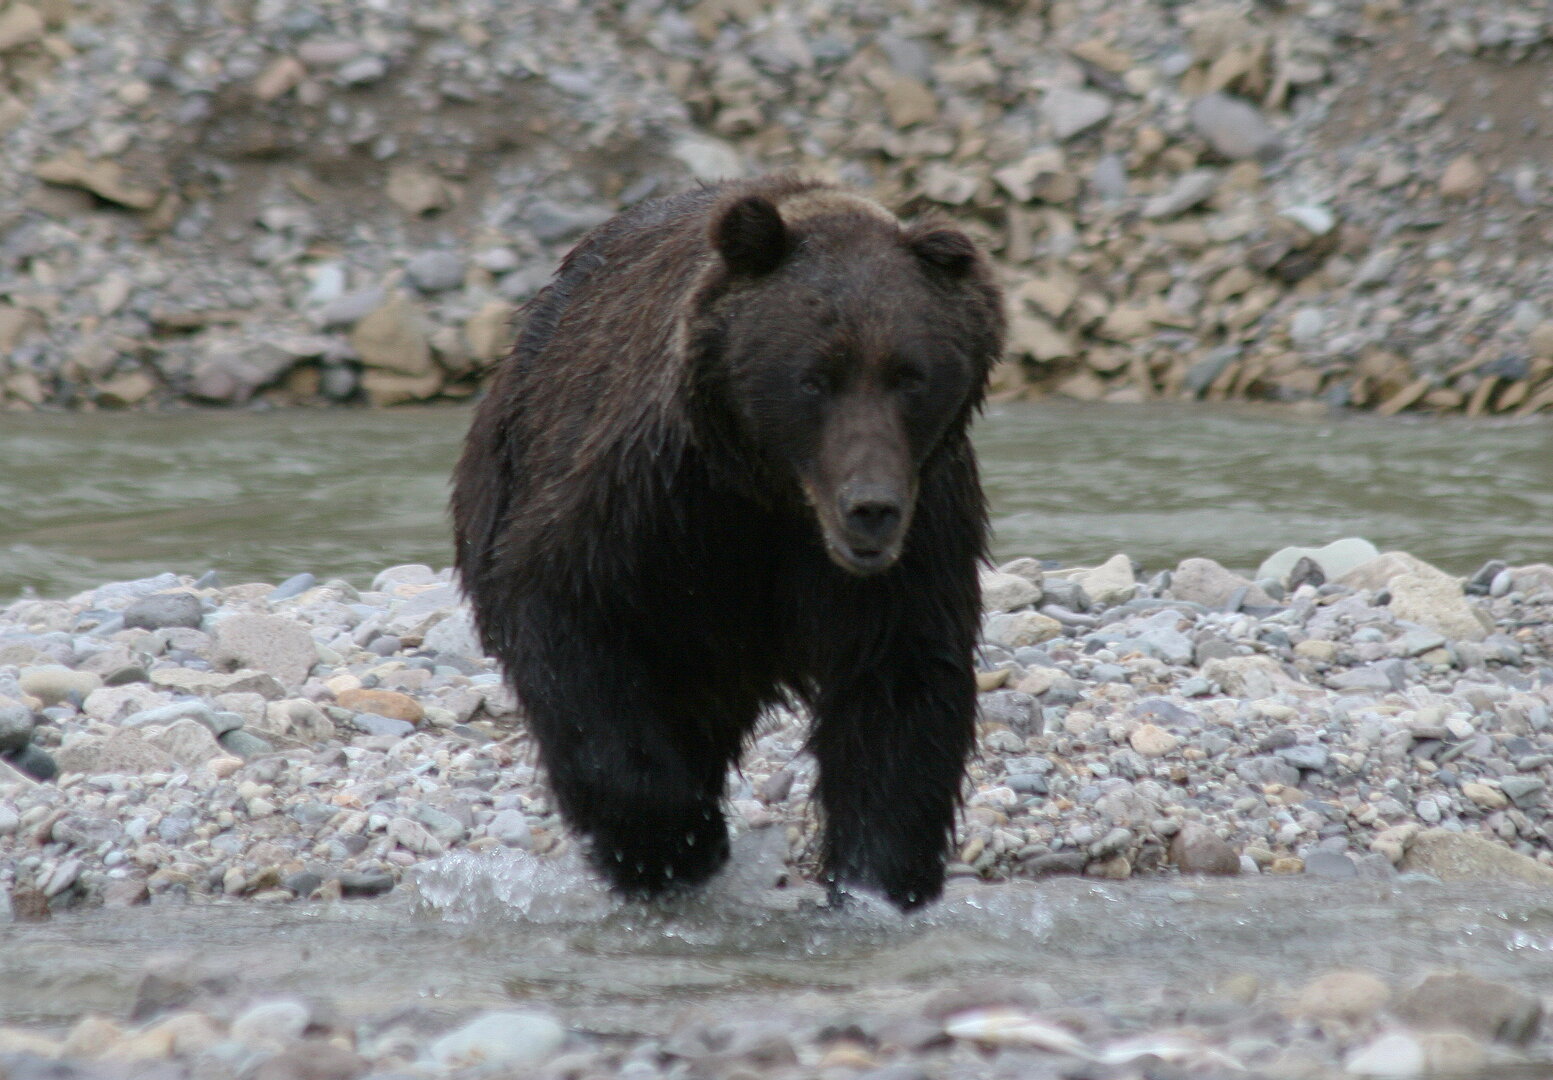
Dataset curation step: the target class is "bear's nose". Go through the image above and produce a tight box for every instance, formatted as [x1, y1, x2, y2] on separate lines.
[840, 490, 904, 546]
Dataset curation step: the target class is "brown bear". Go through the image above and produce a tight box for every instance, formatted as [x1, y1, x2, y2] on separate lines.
[451, 175, 1004, 910]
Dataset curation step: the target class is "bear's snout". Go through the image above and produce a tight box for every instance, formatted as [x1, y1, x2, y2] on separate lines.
[840, 486, 904, 547]
[827, 482, 910, 574]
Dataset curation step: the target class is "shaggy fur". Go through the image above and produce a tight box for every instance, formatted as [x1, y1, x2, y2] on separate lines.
[451, 176, 1005, 910]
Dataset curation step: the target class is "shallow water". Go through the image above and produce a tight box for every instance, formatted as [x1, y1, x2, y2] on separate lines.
[1, 402, 1550, 599]
[3, 847, 1552, 1039]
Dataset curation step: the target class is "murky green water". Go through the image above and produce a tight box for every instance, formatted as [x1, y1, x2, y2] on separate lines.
[3, 870, 1553, 1056]
[3, 863, 1553, 1041]
[1, 402, 1549, 600]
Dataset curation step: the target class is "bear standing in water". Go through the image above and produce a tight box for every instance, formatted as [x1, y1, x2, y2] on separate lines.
[451, 176, 1005, 910]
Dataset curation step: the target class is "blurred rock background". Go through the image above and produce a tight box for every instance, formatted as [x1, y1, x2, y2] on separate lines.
[1, 0, 1551, 414]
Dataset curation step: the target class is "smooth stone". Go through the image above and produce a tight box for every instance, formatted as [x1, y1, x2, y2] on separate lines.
[1042, 86, 1112, 140]
[1302, 850, 1358, 879]
[18, 666, 103, 706]
[1169, 558, 1276, 609]
[1499, 776, 1545, 808]
[405, 250, 466, 293]
[1393, 972, 1542, 1044]
[211, 612, 319, 685]
[422, 608, 484, 659]
[122, 592, 205, 631]
[1277, 744, 1330, 771]
[121, 700, 216, 730]
[1058, 554, 1136, 607]
[352, 712, 415, 738]
[983, 612, 1062, 648]
[1128, 723, 1179, 757]
[1020, 851, 1088, 876]
[230, 999, 310, 1049]
[1399, 828, 1553, 886]
[146, 718, 225, 768]
[1168, 822, 1240, 875]
[151, 668, 286, 699]
[1142, 169, 1221, 219]
[336, 688, 423, 725]
[0, 704, 34, 752]
[267, 573, 317, 602]
[429, 1011, 566, 1070]
[978, 690, 1042, 736]
[218, 729, 276, 758]
[1344, 1032, 1424, 1077]
[336, 871, 395, 897]
[1129, 626, 1193, 665]
[1190, 92, 1282, 160]
[52, 729, 175, 776]
[1336, 550, 1447, 592]
[4, 744, 56, 781]
[1291, 970, 1391, 1022]
[488, 809, 533, 848]
[981, 570, 1042, 612]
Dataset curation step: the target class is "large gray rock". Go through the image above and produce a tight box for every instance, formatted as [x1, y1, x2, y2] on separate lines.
[146, 718, 226, 768]
[151, 668, 286, 699]
[1168, 822, 1240, 875]
[0, 703, 35, 752]
[1389, 572, 1491, 642]
[122, 591, 205, 630]
[980, 570, 1042, 612]
[1168, 558, 1276, 609]
[53, 729, 177, 776]
[1400, 828, 1553, 886]
[211, 612, 318, 685]
[188, 340, 297, 404]
[18, 665, 102, 706]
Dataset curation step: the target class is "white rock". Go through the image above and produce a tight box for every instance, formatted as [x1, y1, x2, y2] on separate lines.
[1257, 538, 1380, 586]
[1344, 1031, 1425, 1077]
[429, 1010, 565, 1070]
[1060, 554, 1136, 606]
[981, 571, 1042, 612]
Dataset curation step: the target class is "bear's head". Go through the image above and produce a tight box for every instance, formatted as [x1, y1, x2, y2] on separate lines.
[692, 188, 1005, 576]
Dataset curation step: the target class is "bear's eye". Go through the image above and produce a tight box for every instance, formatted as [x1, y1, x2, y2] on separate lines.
[895, 366, 927, 394]
[799, 373, 826, 396]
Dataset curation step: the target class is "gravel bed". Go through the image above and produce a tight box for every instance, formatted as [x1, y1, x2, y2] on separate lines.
[4, 1, 1553, 414]
[1, 543, 1551, 1076]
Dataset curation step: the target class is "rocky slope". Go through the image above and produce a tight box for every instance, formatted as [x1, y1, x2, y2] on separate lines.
[2, 0, 1553, 414]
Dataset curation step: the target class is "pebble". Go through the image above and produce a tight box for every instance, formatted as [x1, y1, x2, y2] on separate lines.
[1190, 92, 1282, 160]
[405, 251, 467, 294]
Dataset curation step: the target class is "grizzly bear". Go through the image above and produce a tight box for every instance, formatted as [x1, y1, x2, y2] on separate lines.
[451, 175, 1005, 910]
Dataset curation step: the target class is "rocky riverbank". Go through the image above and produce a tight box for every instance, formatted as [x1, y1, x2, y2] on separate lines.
[1, 542, 1552, 1076]
[4, 1, 1553, 415]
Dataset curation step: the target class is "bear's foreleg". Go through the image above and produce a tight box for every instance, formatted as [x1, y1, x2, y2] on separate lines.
[808, 651, 976, 911]
[507, 604, 742, 898]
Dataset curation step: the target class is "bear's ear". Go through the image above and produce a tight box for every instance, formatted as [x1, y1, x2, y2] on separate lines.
[712, 195, 790, 276]
[906, 225, 978, 278]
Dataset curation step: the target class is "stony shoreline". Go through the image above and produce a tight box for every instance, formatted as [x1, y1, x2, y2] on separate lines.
[5, 1, 1553, 416]
[3, 542, 1552, 1078]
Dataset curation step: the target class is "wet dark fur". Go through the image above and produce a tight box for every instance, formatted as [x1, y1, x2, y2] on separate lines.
[451, 176, 1005, 909]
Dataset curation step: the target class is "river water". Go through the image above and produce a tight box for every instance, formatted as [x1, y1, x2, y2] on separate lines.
[4, 850, 1553, 1044]
[2, 402, 1550, 600]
